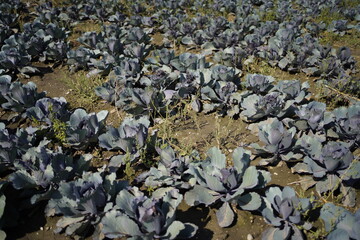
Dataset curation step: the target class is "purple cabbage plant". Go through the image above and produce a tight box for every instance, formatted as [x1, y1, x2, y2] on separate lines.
[292, 136, 360, 206]
[136, 145, 200, 190]
[261, 186, 312, 240]
[0, 123, 38, 172]
[251, 119, 302, 166]
[101, 187, 198, 239]
[240, 92, 293, 122]
[26, 97, 70, 127]
[244, 74, 274, 95]
[185, 147, 270, 228]
[331, 103, 360, 146]
[99, 116, 151, 169]
[45, 171, 128, 238]
[9, 142, 91, 204]
[65, 108, 108, 150]
[293, 101, 332, 135]
[320, 203, 360, 240]
[0, 76, 46, 113]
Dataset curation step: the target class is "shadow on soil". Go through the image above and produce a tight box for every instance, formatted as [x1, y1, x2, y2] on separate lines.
[176, 203, 213, 240]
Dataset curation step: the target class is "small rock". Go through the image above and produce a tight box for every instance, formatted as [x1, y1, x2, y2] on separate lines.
[154, 118, 164, 124]
[40, 227, 44, 231]
[247, 234, 254, 240]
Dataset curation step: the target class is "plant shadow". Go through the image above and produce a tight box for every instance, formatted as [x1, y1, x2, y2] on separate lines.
[176, 204, 213, 240]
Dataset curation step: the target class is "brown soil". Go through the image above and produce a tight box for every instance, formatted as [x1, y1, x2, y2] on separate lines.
[24, 65, 124, 127]
[160, 113, 258, 157]
[24, 65, 70, 99]
[177, 201, 267, 240]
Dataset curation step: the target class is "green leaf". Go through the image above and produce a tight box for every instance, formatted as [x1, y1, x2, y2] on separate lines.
[298, 175, 317, 191]
[115, 190, 139, 218]
[320, 203, 354, 232]
[316, 175, 340, 194]
[327, 229, 350, 240]
[181, 36, 194, 45]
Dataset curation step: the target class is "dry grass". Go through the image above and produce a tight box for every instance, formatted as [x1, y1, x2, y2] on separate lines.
[68, 21, 102, 47]
[59, 71, 105, 110]
[319, 30, 360, 49]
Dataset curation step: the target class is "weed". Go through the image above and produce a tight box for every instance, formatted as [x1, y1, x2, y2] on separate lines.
[68, 21, 102, 44]
[52, 118, 67, 144]
[319, 30, 360, 49]
[261, 10, 277, 22]
[151, 99, 200, 156]
[259, 0, 279, 22]
[30, 116, 42, 127]
[51, 0, 68, 7]
[314, 81, 359, 110]
[72, 21, 102, 34]
[154, 105, 176, 143]
[245, 58, 279, 76]
[122, 152, 136, 182]
[145, 185, 157, 195]
[139, 144, 157, 168]
[60, 71, 104, 110]
[303, 225, 327, 240]
[295, 188, 328, 240]
[315, 7, 343, 25]
[213, 115, 234, 150]
[339, 0, 359, 8]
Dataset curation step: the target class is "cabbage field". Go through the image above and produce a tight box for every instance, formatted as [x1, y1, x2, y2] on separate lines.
[1, 0, 360, 239]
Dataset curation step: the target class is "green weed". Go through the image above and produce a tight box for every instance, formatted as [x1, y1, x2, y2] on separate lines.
[72, 21, 102, 34]
[319, 30, 360, 48]
[50, 0, 68, 7]
[68, 21, 102, 44]
[52, 118, 67, 144]
[261, 10, 277, 22]
[315, 7, 343, 25]
[303, 226, 327, 240]
[245, 58, 279, 76]
[339, 0, 359, 8]
[60, 71, 104, 110]
[123, 152, 136, 182]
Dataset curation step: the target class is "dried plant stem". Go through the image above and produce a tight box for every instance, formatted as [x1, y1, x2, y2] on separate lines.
[323, 84, 360, 102]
